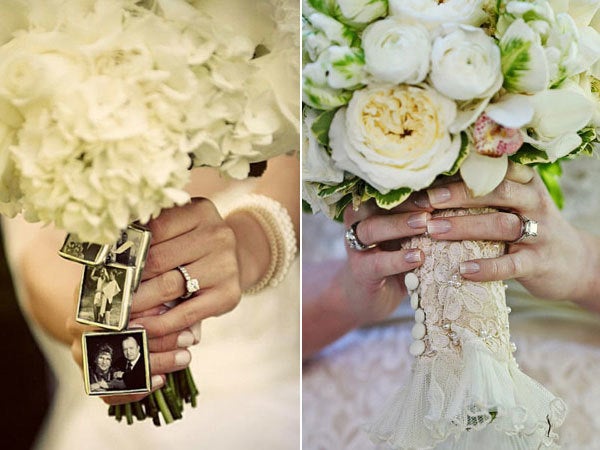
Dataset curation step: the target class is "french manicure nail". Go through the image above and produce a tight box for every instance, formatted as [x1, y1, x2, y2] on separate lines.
[427, 219, 451, 234]
[459, 261, 480, 274]
[404, 249, 422, 263]
[152, 375, 164, 388]
[177, 331, 195, 348]
[427, 187, 451, 204]
[407, 212, 428, 229]
[175, 350, 191, 366]
[413, 193, 431, 209]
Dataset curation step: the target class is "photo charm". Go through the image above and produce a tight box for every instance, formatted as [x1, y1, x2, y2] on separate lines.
[58, 235, 110, 266]
[82, 329, 151, 396]
[76, 263, 136, 331]
[107, 224, 151, 291]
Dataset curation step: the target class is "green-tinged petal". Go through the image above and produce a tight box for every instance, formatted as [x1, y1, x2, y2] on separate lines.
[500, 19, 549, 93]
[460, 152, 508, 197]
[523, 132, 583, 161]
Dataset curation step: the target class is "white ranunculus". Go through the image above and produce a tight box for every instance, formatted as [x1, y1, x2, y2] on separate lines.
[303, 13, 356, 61]
[330, 85, 461, 193]
[430, 24, 502, 100]
[525, 81, 595, 160]
[362, 19, 431, 84]
[548, 0, 600, 27]
[330, 0, 388, 28]
[389, 0, 490, 27]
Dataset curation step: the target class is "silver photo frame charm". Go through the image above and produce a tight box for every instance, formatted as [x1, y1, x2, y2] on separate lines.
[76, 263, 135, 331]
[82, 329, 151, 396]
[107, 224, 152, 291]
[58, 235, 110, 266]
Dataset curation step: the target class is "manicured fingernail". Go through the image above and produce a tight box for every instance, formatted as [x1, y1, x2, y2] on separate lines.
[404, 249, 422, 263]
[175, 350, 191, 366]
[129, 323, 144, 329]
[413, 193, 431, 209]
[407, 212, 428, 229]
[460, 262, 480, 274]
[427, 187, 451, 204]
[427, 219, 451, 234]
[152, 375, 164, 388]
[177, 331, 195, 348]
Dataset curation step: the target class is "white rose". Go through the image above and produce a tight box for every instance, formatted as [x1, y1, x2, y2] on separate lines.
[330, 85, 461, 193]
[303, 109, 344, 184]
[362, 19, 431, 84]
[389, 0, 490, 27]
[430, 24, 502, 100]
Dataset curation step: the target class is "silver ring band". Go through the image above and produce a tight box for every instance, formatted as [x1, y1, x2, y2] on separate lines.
[345, 221, 377, 252]
[176, 265, 200, 299]
[509, 213, 538, 244]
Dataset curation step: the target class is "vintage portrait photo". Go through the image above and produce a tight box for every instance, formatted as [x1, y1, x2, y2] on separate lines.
[58, 234, 110, 266]
[76, 263, 135, 331]
[82, 330, 151, 396]
[108, 224, 151, 290]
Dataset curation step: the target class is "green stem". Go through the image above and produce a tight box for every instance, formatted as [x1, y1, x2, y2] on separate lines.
[162, 383, 183, 420]
[115, 404, 123, 422]
[154, 389, 174, 424]
[147, 393, 161, 427]
[133, 401, 146, 421]
[185, 367, 199, 407]
[125, 403, 134, 425]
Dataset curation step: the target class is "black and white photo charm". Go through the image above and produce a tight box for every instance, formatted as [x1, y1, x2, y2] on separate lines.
[82, 329, 151, 396]
[76, 263, 135, 331]
[107, 224, 151, 291]
[58, 234, 110, 266]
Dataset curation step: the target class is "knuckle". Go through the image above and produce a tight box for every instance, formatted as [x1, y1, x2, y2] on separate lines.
[157, 271, 181, 300]
[497, 213, 519, 239]
[144, 246, 165, 274]
[495, 181, 513, 201]
[358, 220, 374, 245]
[182, 308, 201, 329]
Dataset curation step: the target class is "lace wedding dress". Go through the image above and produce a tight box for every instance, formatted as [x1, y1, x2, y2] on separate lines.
[3, 180, 299, 450]
[303, 157, 600, 450]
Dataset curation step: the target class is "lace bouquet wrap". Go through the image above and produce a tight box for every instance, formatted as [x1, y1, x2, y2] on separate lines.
[303, 0, 599, 448]
[0, 0, 298, 426]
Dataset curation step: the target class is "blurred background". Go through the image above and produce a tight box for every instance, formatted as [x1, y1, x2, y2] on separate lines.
[0, 225, 50, 450]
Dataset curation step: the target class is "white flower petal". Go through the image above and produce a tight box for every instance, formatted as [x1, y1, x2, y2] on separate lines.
[460, 152, 508, 197]
[485, 94, 534, 128]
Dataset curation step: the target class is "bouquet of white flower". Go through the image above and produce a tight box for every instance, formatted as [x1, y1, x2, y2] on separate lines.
[0, 0, 298, 427]
[303, 0, 599, 448]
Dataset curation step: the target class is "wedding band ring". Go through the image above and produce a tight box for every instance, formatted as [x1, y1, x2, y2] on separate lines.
[176, 265, 200, 299]
[509, 213, 538, 244]
[345, 221, 377, 252]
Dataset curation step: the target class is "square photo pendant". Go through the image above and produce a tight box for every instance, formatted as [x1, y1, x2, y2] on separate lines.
[76, 263, 135, 331]
[58, 234, 110, 266]
[82, 329, 151, 396]
[107, 224, 151, 291]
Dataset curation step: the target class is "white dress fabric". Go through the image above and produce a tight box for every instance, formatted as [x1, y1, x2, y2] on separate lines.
[302, 157, 600, 450]
[3, 182, 300, 450]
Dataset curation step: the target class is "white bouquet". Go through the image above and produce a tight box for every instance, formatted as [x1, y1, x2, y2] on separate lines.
[0, 0, 299, 244]
[303, 0, 599, 448]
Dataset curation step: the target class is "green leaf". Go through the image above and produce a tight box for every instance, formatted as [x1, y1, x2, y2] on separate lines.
[564, 127, 598, 158]
[537, 162, 564, 209]
[302, 199, 314, 214]
[364, 184, 412, 210]
[317, 176, 360, 197]
[311, 109, 338, 146]
[509, 143, 550, 164]
[333, 193, 353, 222]
[443, 133, 470, 176]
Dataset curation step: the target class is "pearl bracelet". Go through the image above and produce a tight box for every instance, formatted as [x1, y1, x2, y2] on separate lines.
[223, 194, 297, 295]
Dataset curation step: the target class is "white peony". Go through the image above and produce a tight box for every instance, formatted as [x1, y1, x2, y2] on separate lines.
[329, 84, 461, 193]
[389, 0, 491, 27]
[430, 24, 502, 100]
[362, 19, 431, 84]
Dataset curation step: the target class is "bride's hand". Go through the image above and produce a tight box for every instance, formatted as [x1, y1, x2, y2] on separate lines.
[129, 197, 241, 338]
[424, 163, 598, 305]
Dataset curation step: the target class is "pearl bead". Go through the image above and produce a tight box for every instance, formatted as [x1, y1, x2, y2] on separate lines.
[510, 342, 517, 352]
[404, 272, 419, 291]
[414, 308, 425, 324]
[442, 322, 451, 331]
[409, 340, 425, 356]
[410, 292, 419, 310]
[412, 323, 426, 339]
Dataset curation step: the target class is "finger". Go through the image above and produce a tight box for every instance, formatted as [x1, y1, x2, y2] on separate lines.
[505, 161, 534, 184]
[343, 193, 433, 226]
[426, 179, 539, 211]
[101, 375, 166, 406]
[132, 249, 238, 313]
[426, 212, 524, 242]
[458, 251, 535, 282]
[129, 305, 169, 319]
[146, 197, 219, 244]
[142, 220, 234, 281]
[131, 283, 241, 337]
[350, 248, 424, 283]
[349, 211, 430, 247]
[147, 329, 198, 353]
[149, 348, 192, 375]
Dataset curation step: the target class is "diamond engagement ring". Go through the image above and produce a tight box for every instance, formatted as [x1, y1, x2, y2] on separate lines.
[509, 213, 538, 244]
[345, 221, 377, 252]
[176, 265, 200, 299]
